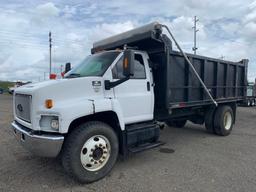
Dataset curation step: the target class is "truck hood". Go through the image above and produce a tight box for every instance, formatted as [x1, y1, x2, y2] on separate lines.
[15, 77, 105, 101]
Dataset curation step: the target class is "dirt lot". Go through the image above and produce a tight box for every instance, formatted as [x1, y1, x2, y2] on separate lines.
[0, 94, 256, 192]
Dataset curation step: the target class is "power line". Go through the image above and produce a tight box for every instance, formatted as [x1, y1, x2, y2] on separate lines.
[0, 40, 48, 49]
[0, 29, 86, 44]
[0, 36, 86, 50]
[0, 38, 48, 46]
[0, 34, 84, 47]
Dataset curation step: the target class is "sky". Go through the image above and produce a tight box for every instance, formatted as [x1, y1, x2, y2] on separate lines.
[0, 0, 256, 82]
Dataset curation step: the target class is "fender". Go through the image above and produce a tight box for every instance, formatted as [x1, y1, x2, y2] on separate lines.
[62, 98, 125, 133]
[56, 99, 94, 133]
[92, 98, 125, 130]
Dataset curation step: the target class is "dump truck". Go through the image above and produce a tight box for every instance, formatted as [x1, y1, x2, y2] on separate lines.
[243, 82, 256, 106]
[11, 22, 248, 183]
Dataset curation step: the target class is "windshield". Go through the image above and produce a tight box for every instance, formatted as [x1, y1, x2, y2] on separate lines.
[65, 51, 119, 78]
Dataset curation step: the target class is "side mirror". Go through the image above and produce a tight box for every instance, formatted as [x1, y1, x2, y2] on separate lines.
[123, 50, 134, 77]
[65, 62, 71, 74]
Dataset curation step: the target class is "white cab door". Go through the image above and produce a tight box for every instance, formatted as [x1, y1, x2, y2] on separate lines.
[112, 52, 154, 124]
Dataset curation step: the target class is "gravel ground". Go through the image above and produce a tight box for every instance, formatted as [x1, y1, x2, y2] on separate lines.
[0, 94, 256, 192]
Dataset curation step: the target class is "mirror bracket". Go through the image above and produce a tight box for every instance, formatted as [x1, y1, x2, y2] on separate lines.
[105, 77, 129, 90]
[65, 63, 71, 74]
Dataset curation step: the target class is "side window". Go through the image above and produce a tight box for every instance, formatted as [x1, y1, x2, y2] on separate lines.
[112, 54, 146, 79]
[112, 56, 125, 79]
[133, 54, 146, 79]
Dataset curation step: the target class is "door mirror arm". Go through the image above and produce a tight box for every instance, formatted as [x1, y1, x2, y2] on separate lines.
[105, 77, 129, 90]
[105, 49, 134, 90]
[65, 62, 71, 74]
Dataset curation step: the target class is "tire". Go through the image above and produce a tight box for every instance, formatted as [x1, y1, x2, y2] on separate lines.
[251, 99, 255, 106]
[247, 100, 251, 107]
[165, 120, 187, 128]
[214, 106, 234, 136]
[204, 108, 216, 133]
[61, 121, 119, 183]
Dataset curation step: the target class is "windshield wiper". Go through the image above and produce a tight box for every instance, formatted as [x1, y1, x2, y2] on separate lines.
[65, 73, 81, 78]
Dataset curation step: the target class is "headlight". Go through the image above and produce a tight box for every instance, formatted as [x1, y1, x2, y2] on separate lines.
[39, 115, 59, 132]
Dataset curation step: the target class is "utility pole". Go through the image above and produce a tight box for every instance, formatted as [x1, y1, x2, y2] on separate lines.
[192, 16, 199, 55]
[44, 72, 47, 80]
[49, 31, 52, 78]
[60, 65, 63, 78]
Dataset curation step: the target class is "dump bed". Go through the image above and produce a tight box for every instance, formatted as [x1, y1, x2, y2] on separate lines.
[167, 51, 248, 107]
[92, 22, 248, 116]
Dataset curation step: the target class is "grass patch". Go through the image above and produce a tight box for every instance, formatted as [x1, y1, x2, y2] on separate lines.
[0, 81, 15, 91]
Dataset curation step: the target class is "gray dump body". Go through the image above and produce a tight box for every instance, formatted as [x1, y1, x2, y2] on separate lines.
[92, 22, 248, 119]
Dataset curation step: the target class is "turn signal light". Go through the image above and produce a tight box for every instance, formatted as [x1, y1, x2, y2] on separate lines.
[45, 99, 53, 109]
[124, 58, 128, 68]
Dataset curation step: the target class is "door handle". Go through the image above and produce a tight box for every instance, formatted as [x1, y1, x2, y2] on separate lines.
[147, 81, 150, 91]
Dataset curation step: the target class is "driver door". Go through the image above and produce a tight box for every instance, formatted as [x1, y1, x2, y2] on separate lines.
[112, 52, 154, 124]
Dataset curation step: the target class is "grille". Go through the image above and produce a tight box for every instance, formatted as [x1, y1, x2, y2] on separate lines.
[15, 94, 32, 123]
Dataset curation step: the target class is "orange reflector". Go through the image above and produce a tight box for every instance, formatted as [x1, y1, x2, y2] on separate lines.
[124, 58, 128, 68]
[45, 99, 53, 109]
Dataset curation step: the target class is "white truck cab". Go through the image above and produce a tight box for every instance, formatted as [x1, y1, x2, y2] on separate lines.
[13, 50, 154, 133]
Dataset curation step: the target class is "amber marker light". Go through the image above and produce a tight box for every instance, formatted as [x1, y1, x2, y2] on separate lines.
[45, 99, 53, 109]
[124, 58, 128, 68]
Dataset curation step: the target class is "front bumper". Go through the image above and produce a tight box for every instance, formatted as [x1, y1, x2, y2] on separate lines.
[12, 121, 64, 157]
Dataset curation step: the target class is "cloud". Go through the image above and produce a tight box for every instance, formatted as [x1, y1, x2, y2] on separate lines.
[62, 5, 77, 18]
[0, 0, 255, 82]
[36, 2, 60, 18]
[51, 21, 135, 64]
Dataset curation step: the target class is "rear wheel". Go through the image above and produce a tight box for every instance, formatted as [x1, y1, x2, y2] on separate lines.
[251, 99, 255, 106]
[247, 100, 251, 107]
[204, 108, 216, 133]
[165, 120, 187, 128]
[61, 121, 119, 183]
[214, 106, 234, 136]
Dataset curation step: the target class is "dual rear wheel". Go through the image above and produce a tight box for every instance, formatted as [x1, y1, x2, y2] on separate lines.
[205, 105, 234, 136]
[246, 99, 256, 106]
[165, 105, 234, 136]
[250, 99, 255, 106]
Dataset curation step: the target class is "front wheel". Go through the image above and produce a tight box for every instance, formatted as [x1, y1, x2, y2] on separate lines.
[61, 121, 119, 183]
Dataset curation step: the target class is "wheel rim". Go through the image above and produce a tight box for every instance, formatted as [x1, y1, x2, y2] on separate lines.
[248, 100, 250, 106]
[80, 135, 111, 171]
[223, 111, 232, 130]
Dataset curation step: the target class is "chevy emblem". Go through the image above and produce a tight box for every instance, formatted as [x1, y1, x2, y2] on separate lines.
[17, 104, 23, 112]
